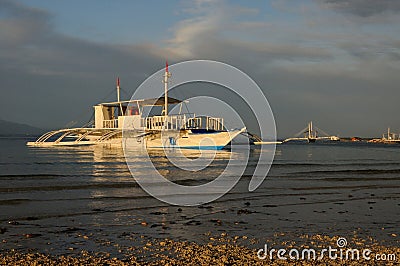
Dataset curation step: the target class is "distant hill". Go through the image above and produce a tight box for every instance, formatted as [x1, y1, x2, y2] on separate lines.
[0, 119, 44, 135]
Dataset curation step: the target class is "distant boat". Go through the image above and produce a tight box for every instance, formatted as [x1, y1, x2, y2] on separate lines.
[283, 121, 340, 143]
[27, 62, 245, 149]
[306, 121, 317, 143]
[368, 128, 400, 144]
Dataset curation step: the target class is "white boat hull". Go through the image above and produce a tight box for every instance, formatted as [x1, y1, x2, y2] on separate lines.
[27, 127, 246, 150]
[123, 128, 245, 150]
[147, 128, 244, 150]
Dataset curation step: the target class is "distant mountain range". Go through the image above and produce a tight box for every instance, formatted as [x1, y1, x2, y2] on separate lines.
[0, 119, 44, 135]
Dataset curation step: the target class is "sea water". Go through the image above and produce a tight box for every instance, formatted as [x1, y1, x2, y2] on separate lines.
[0, 137, 399, 255]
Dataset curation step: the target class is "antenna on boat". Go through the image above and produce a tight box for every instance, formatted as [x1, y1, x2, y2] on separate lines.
[163, 60, 171, 116]
[116, 76, 124, 115]
[116, 77, 121, 103]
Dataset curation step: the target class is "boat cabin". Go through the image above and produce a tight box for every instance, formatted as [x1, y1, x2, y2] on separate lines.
[93, 97, 223, 131]
[94, 97, 180, 129]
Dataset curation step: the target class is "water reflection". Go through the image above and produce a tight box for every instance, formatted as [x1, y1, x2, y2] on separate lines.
[124, 147, 234, 185]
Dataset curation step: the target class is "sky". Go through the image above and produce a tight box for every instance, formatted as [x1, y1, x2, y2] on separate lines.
[0, 0, 400, 138]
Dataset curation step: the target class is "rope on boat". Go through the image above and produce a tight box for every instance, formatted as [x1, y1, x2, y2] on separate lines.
[241, 131, 263, 143]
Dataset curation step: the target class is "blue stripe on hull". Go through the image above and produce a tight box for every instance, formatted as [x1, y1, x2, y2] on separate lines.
[152, 145, 225, 150]
[178, 145, 225, 150]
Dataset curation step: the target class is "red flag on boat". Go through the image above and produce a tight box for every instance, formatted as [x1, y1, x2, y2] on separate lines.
[117, 77, 120, 87]
[166, 60, 168, 72]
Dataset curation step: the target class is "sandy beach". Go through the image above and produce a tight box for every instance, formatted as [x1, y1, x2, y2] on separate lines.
[1, 234, 399, 265]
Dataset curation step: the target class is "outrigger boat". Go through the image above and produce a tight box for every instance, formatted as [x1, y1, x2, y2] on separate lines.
[27, 63, 246, 149]
[283, 121, 340, 143]
[368, 128, 400, 144]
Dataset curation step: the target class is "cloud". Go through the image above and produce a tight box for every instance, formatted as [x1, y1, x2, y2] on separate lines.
[1, 0, 400, 137]
[316, 0, 400, 17]
[0, 0, 166, 128]
[337, 41, 400, 61]
[166, 0, 332, 65]
[162, 0, 400, 137]
[0, 1, 161, 75]
[0, 1, 50, 47]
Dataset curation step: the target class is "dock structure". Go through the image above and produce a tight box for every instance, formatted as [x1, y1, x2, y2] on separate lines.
[283, 121, 339, 143]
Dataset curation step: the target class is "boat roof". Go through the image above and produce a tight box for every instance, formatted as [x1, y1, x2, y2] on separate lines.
[98, 97, 182, 107]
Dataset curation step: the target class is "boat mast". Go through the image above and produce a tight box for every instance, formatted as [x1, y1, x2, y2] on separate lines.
[116, 77, 123, 114]
[117, 77, 121, 102]
[163, 60, 171, 116]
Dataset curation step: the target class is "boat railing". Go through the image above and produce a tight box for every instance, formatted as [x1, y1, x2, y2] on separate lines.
[103, 119, 118, 128]
[143, 115, 187, 130]
[138, 113, 225, 131]
[206, 116, 223, 131]
[187, 117, 201, 129]
[141, 114, 224, 131]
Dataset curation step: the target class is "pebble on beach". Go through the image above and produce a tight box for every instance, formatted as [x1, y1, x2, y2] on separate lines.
[1, 234, 399, 266]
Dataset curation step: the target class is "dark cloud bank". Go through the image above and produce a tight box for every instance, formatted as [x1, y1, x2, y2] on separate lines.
[317, 0, 400, 17]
